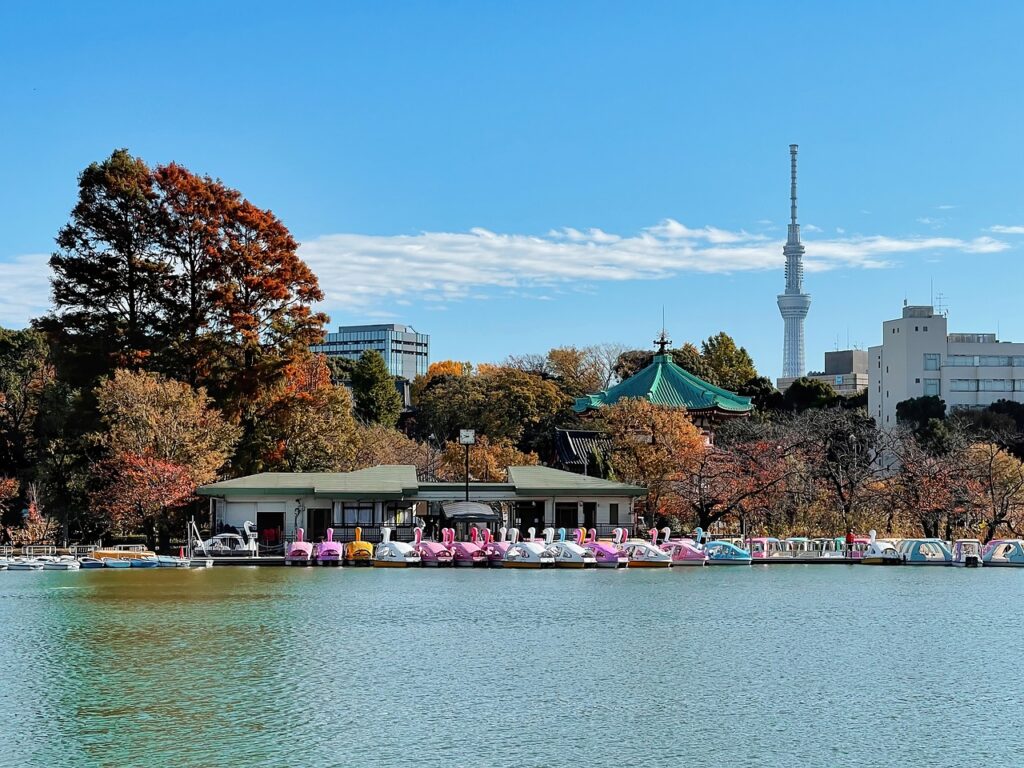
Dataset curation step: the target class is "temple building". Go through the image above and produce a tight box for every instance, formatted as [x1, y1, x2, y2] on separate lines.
[572, 334, 753, 430]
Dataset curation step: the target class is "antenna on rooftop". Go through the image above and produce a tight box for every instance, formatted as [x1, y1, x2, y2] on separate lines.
[935, 292, 948, 318]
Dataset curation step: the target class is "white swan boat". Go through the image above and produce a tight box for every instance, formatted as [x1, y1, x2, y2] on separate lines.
[373, 527, 422, 567]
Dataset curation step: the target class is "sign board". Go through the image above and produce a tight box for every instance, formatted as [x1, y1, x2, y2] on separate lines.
[458, 429, 476, 445]
[834, 376, 843, 386]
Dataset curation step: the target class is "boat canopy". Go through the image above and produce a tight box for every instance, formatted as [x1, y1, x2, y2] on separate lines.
[442, 501, 502, 522]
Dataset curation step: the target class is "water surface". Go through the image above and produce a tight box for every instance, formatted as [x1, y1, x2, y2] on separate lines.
[0, 566, 1020, 767]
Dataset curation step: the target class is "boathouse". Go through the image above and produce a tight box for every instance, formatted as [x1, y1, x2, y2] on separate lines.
[196, 465, 645, 545]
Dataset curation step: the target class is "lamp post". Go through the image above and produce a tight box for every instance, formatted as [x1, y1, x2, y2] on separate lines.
[459, 429, 476, 502]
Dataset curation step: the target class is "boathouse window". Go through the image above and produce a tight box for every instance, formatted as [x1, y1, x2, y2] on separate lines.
[338, 502, 375, 526]
[608, 503, 619, 526]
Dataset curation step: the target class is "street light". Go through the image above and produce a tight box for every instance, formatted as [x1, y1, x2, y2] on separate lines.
[459, 429, 476, 502]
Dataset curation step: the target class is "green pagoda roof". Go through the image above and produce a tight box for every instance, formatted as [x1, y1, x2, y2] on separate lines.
[573, 354, 753, 414]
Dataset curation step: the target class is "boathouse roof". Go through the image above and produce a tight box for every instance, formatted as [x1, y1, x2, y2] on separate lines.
[197, 464, 645, 499]
[572, 353, 753, 415]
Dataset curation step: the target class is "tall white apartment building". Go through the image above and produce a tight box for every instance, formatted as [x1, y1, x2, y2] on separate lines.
[869, 303, 1024, 428]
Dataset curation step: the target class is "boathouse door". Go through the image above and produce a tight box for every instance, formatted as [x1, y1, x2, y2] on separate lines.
[581, 502, 596, 531]
[514, 501, 544, 533]
[307, 508, 331, 542]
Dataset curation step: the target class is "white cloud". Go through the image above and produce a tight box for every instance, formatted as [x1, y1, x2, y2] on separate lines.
[1, 222, 1013, 325]
[804, 224, 823, 233]
[0, 253, 51, 327]
[936, 204, 957, 210]
[836, 227, 846, 234]
[990, 225, 1024, 234]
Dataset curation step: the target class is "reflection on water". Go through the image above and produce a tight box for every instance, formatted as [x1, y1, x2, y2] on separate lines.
[0, 567, 1021, 767]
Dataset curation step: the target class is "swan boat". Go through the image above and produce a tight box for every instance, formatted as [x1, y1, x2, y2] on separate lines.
[617, 528, 672, 568]
[314, 528, 343, 566]
[412, 527, 454, 567]
[285, 527, 314, 566]
[583, 528, 628, 568]
[543, 528, 597, 569]
[982, 539, 1024, 566]
[658, 527, 707, 566]
[373, 527, 422, 567]
[899, 538, 952, 565]
[344, 527, 374, 566]
[501, 529, 555, 569]
[703, 540, 753, 565]
[860, 530, 902, 565]
[444, 527, 487, 567]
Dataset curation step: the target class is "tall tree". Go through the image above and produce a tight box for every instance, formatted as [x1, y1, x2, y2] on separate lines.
[152, 163, 235, 384]
[351, 350, 403, 427]
[700, 332, 757, 392]
[44, 149, 167, 384]
[0, 328, 53, 478]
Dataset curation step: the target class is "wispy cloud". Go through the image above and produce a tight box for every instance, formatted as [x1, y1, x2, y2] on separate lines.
[990, 224, 1024, 235]
[0, 253, 51, 327]
[1, 221, 1013, 325]
[297, 220, 1011, 311]
[804, 224, 823, 233]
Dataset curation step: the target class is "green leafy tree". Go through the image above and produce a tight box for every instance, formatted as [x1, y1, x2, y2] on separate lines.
[351, 350, 403, 427]
[739, 376, 784, 413]
[700, 332, 757, 392]
[43, 149, 167, 385]
[783, 377, 838, 412]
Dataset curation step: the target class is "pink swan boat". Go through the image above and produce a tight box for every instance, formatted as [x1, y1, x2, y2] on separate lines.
[658, 526, 707, 566]
[412, 527, 454, 567]
[285, 527, 313, 566]
[582, 528, 628, 568]
[482, 527, 512, 567]
[314, 528, 343, 566]
[446, 527, 488, 567]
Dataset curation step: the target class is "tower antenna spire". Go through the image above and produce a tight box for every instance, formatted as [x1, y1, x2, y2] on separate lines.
[777, 144, 811, 384]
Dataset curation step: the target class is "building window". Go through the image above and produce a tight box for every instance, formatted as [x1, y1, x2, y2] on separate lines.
[1016, 380, 1024, 392]
[924, 379, 940, 396]
[950, 379, 980, 392]
[980, 356, 1011, 367]
[608, 503, 619, 526]
[980, 379, 1011, 392]
[338, 502, 375, 526]
[947, 355, 976, 367]
[923, 326, 928, 331]
[915, 326, 919, 332]
[923, 353, 940, 371]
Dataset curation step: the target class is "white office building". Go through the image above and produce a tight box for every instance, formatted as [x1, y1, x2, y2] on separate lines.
[869, 304, 1024, 428]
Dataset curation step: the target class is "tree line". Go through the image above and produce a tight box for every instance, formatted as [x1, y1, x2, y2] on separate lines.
[2, 149, 1021, 548]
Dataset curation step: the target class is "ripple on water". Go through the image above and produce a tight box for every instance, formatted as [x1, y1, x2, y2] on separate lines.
[0, 567, 1022, 767]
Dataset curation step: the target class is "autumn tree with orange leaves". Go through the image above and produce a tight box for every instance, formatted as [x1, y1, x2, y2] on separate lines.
[604, 398, 706, 529]
[89, 369, 240, 549]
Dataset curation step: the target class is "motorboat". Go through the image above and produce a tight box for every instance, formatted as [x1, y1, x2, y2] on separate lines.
[39, 556, 81, 571]
[78, 557, 107, 569]
[444, 527, 487, 567]
[101, 557, 131, 569]
[618, 528, 672, 568]
[899, 538, 952, 565]
[7, 557, 44, 571]
[129, 556, 160, 568]
[314, 528, 343, 566]
[703, 539, 753, 565]
[373, 527, 422, 567]
[544, 528, 597, 569]
[583, 528, 628, 568]
[861, 530, 903, 565]
[502, 529, 555, 569]
[93, 544, 156, 561]
[982, 539, 1024, 566]
[658, 527, 706, 566]
[285, 527, 314, 566]
[155, 555, 190, 567]
[412, 527, 454, 567]
[344, 526, 374, 566]
[951, 539, 983, 568]
[481, 528, 512, 567]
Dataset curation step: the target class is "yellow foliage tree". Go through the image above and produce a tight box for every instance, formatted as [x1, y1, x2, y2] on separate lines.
[437, 435, 539, 483]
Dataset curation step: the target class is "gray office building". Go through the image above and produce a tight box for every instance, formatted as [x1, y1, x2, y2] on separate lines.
[312, 324, 430, 380]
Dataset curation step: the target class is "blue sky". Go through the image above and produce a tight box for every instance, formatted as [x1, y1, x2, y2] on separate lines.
[2, 1, 1023, 380]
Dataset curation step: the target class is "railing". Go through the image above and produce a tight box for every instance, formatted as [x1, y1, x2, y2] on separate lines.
[23, 545, 56, 556]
